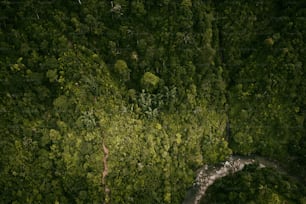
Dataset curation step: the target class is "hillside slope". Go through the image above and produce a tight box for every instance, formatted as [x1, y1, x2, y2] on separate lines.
[0, 1, 305, 203]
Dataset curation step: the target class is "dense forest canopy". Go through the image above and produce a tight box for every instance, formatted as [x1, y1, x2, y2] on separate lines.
[0, 0, 305, 203]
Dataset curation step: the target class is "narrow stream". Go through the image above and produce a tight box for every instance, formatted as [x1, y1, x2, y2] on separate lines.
[182, 155, 294, 204]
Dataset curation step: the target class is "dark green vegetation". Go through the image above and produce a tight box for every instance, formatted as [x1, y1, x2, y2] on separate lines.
[216, 1, 306, 184]
[0, 0, 305, 203]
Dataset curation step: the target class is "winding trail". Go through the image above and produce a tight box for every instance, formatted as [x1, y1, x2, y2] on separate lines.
[102, 142, 110, 204]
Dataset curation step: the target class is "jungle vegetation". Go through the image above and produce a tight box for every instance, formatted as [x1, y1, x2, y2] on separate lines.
[0, 0, 305, 203]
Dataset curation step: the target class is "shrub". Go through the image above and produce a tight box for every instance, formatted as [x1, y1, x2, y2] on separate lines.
[114, 59, 130, 82]
[140, 72, 160, 91]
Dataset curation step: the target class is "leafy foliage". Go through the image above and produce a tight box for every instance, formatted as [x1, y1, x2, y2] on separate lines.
[140, 72, 160, 92]
[114, 59, 130, 82]
[215, 0, 306, 173]
[0, 0, 305, 203]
